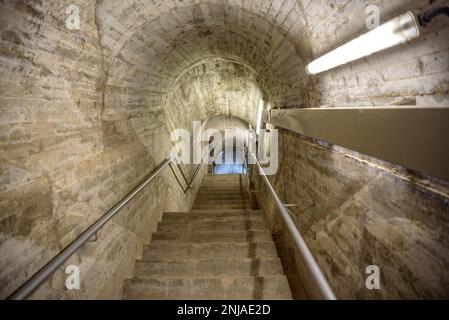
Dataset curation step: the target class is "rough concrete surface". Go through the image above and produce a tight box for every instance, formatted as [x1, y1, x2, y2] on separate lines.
[0, 0, 448, 299]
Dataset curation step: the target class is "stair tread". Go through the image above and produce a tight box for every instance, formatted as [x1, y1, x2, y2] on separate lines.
[189, 210, 261, 214]
[127, 274, 285, 281]
[162, 217, 264, 223]
[124, 276, 292, 300]
[133, 257, 285, 277]
[137, 257, 282, 263]
[195, 196, 249, 199]
[165, 210, 263, 213]
[123, 174, 292, 300]
[142, 242, 278, 260]
[192, 206, 251, 210]
[159, 218, 264, 224]
[157, 219, 266, 233]
[143, 244, 277, 259]
[149, 240, 276, 245]
[152, 230, 273, 243]
[194, 199, 250, 203]
[163, 210, 264, 221]
[153, 230, 271, 236]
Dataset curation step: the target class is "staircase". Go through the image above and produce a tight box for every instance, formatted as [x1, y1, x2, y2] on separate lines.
[124, 174, 292, 300]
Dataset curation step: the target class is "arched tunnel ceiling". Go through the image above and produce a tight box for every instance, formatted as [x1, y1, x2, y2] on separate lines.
[1, 0, 448, 300]
[98, 0, 314, 130]
[164, 57, 267, 131]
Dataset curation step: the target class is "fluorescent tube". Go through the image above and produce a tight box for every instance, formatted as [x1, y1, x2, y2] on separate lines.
[306, 11, 420, 75]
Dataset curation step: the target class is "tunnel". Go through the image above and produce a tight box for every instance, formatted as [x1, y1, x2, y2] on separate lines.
[1, 0, 449, 301]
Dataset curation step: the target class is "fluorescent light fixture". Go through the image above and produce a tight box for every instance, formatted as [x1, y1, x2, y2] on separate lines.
[256, 98, 264, 135]
[306, 11, 420, 75]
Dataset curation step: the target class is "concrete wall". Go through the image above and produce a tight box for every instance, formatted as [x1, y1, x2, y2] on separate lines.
[95, 0, 313, 111]
[253, 0, 449, 299]
[0, 0, 198, 299]
[1, 0, 448, 300]
[165, 58, 266, 132]
[254, 129, 449, 299]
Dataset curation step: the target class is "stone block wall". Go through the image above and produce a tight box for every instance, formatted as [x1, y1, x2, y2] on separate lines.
[254, 129, 449, 299]
[0, 0, 197, 299]
[252, 0, 449, 299]
[1, 0, 448, 300]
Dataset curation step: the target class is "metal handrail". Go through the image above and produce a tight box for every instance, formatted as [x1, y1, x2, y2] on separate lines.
[9, 147, 333, 299]
[169, 162, 202, 193]
[248, 152, 336, 300]
[188, 164, 202, 188]
[9, 154, 192, 300]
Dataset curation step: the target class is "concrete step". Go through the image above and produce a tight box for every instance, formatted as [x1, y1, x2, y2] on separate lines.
[192, 204, 250, 210]
[191, 204, 251, 211]
[195, 194, 248, 201]
[203, 174, 244, 178]
[195, 192, 248, 200]
[162, 210, 263, 222]
[152, 230, 273, 243]
[203, 175, 242, 178]
[192, 201, 249, 211]
[200, 184, 246, 189]
[202, 175, 245, 181]
[133, 257, 285, 278]
[124, 276, 292, 300]
[142, 242, 279, 260]
[198, 184, 245, 189]
[194, 198, 250, 205]
[157, 218, 266, 233]
[123, 172, 293, 300]
[196, 190, 245, 196]
[200, 183, 248, 189]
[194, 198, 249, 205]
[199, 183, 245, 188]
[201, 177, 247, 183]
[197, 186, 246, 191]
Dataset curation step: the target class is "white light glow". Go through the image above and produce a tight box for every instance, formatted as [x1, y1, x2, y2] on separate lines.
[256, 98, 264, 136]
[306, 11, 420, 75]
